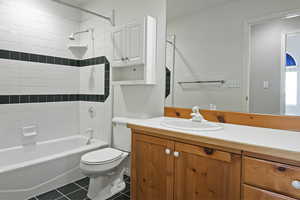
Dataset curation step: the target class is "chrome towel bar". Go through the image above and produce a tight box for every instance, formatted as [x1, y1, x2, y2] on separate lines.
[178, 80, 225, 84]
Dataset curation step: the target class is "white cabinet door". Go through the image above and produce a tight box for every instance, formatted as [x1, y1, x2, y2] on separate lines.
[111, 26, 126, 66]
[126, 22, 144, 65]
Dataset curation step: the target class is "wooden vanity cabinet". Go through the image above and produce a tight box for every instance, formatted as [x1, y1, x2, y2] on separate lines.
[131, 133, 241, 200]
[131, 133, 175, 200]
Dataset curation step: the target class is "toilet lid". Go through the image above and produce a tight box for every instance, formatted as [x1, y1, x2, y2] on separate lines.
[81, 148, 124, 165]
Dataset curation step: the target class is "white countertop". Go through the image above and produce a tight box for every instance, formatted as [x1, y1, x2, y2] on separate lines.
[113, 117, 300, 154]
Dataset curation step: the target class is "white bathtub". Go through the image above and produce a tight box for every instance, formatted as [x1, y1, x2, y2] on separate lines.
[0, 135, 108, 200]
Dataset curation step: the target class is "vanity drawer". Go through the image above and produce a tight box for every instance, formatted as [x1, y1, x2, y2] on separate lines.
[243, 184, 297, 200]
[243, 157, 300, 199]
[175, 142, 232, 162]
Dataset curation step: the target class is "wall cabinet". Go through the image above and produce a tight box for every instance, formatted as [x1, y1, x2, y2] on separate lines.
[131, 133, 241, 200]
[111, 22, 143, 67]
[111, 16, 157, 85]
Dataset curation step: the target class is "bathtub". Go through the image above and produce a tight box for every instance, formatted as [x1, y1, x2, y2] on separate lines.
[0, 135, 108, 200]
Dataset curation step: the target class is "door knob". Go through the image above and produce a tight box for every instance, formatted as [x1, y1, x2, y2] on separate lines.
[292, 180, 300, 189]
[174, 151, 180, 157]
[165, 148, 171, 155]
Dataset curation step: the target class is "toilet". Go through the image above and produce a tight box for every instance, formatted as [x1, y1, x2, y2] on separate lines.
[80, 121, 131, 200]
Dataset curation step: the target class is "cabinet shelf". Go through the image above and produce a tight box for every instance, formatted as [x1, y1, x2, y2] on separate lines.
[112, 80, 155, 86]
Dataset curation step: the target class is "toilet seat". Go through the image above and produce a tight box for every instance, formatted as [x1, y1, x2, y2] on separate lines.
[81, 148, 124, 165]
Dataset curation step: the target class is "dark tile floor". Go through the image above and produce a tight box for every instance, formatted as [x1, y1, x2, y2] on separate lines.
[28, 176, 130, 200]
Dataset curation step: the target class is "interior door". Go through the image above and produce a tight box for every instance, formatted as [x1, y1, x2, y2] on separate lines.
[174, 142, 241, 200]
[111, 26, 126, 66]
[126, 21, 144, 65]
[131, 133, 174, 200]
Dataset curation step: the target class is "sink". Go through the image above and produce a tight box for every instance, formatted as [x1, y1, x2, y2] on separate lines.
[161, 118, 223, 131]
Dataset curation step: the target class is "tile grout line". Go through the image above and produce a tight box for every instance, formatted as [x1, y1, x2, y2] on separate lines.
[73, 182, 88, 191]
[59, 187, 84, 197]
[55, 189, 72, 200]
[121, 192, 130, 197]
[111, 193, 123, 200]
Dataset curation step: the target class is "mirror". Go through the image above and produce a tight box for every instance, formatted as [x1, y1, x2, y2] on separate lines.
[165, 0, 300, 116]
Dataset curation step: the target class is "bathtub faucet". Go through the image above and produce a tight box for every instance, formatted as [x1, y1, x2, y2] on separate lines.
[86, 128, 94, 145]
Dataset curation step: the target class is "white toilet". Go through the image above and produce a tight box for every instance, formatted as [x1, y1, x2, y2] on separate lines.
[80, 121, 131, 200]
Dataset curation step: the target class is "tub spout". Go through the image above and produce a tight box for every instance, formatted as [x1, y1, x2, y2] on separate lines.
[86, 128, 94, 145]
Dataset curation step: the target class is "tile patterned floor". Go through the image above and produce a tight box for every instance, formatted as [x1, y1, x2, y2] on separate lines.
[28, 176, 130, 200]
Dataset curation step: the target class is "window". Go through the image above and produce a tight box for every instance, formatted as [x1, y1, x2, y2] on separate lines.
[286, 53, 297, 67]
[285, 71, 298, 105]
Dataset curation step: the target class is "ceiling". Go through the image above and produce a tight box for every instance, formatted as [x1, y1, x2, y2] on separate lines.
[167, 0, 238, 21]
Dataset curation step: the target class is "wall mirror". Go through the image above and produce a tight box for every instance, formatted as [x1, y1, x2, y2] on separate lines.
[165, 0, 300, 116]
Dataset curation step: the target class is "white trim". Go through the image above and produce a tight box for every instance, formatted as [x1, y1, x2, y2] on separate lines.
[280, 32, 287, 115]
[242, 21, 251, 112]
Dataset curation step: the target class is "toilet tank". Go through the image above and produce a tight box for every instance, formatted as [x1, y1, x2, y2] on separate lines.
[112, 118, 132, 152]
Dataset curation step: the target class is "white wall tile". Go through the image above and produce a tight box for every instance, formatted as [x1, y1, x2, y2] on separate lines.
[0, 0, 81, 149]
[79, 64, 105, 95]
[0, 102, 79, 149]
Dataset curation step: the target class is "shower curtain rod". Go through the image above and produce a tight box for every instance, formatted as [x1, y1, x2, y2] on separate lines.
[52, 0, 115, 26]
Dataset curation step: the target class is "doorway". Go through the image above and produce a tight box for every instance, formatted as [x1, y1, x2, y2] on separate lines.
[283, 32, 300, 115]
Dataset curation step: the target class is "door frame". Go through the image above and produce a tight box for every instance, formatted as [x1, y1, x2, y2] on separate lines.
[282, 30, 300, 115]
[243, 8, 300, 114]
[280, 31, 287, 115]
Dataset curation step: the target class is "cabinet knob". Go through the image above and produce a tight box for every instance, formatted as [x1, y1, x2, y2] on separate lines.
[125, 57, 129, 60]
[292, 180, 300, 189]
[121, 57, 125, 61]
[174, 151, 180, 157]
[165, 148, 171, 155]
[277, 166, 286, 172]
[204, 147, 214, 155]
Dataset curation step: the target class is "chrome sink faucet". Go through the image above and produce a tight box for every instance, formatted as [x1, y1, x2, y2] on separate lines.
[191, 106, 206, 122]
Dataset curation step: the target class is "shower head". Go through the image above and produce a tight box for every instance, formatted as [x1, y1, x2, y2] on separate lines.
[68, 29, 90, 40]
[68, 33, 75, 40]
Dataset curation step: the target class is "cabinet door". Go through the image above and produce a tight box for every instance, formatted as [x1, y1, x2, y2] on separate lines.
[126, 22, 144, 65]
[174, 142, 241, 200]
[111, 26, 126, 66]
[131, 133, 174, 200]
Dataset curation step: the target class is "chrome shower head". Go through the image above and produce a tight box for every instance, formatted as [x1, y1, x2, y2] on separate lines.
[68, 33, 75, 40]
[68, 29, 90, 40]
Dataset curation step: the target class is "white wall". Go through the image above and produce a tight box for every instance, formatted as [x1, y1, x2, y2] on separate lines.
[167, 0, 300, 112]
[0, 0, 81, 149]
[250, 16, 300, 115]
[79, 0, 166, 144]
[0, 0, 80, 58]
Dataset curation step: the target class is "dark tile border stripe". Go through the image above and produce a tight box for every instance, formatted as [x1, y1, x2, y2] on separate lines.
[165, 67, 171, 98]
[0, 49, 80, 67]
[0, 49, 110, 103]
[0, 94, 108, 104]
